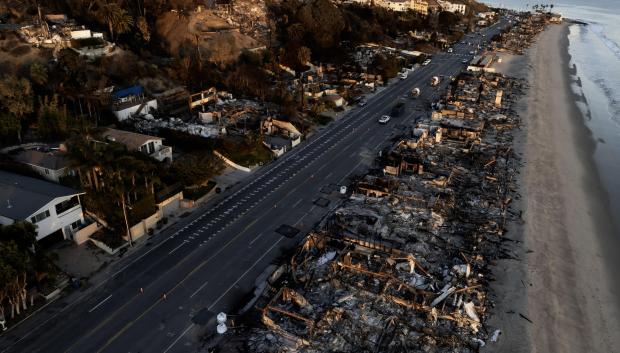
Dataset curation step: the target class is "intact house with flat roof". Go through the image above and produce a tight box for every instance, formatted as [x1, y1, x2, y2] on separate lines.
[0, 171, 85, 245]
[14, 149, 72, 183]
[102, 128, 173, 163]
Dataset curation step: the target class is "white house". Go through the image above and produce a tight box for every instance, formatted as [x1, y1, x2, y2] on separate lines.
[438, 0, 466, 14]
[348, 0, 428, 15]
[112, 98, 158, 121]
[103, 128, 173, 162]
[14, 149, 71, 183]
[69, 29, 115, 59]
[0, 171, 85, 244]
[111, 86, 158, 121]
[383, 0, 411, 12]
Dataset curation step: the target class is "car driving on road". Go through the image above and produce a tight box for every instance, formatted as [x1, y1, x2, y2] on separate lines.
[378, 115, 391, 124]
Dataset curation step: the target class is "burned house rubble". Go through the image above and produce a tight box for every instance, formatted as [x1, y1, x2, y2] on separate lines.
[491, 11, 551, 54]
[226, 71, 524, 353]
[124, 87, 280, 140]
[17, 14, 115, 58]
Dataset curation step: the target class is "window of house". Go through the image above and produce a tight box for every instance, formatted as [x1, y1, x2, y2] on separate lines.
[45, 169, 50, 175]
[55, 196, 80, 215]
[71, 220, 82, 230]
[30, 210, 50, 224]
[148, 141, 155, 154]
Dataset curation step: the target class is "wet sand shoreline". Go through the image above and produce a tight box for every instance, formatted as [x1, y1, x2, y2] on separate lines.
[486, 23, 620, 353]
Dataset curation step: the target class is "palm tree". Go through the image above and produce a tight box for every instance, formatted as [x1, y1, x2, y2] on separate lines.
[96, 1, 134, 40]
[112, 9, 133, 38]
[29, 62, 48, 87]
[66, 135, 102, 190]
[297, 46, 312, 66]
[0, 76, 33, 142]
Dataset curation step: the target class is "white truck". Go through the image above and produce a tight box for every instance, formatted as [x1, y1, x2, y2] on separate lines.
[430, 76, 440, 86]
[411, 87, 421, 97]
[399, 72, 408, 80]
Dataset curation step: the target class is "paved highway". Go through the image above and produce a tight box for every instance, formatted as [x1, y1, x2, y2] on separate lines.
[0, 19, 509, 353]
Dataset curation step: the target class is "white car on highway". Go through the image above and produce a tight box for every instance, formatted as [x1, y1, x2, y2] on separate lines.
[422, 59, 431, 66]
[378, 115, 391, 124]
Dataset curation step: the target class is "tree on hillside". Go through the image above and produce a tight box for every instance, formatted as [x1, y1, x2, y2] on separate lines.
[0, 75, 33, 142]
[136, 16, 150, 42]
[65, 134, 163, 239]
[225, 62, 271, 100]
[37, 95, 69, 140]
[297, 46, 312, 66]
[0, 222, 51, 322]
[438, 11, 459, 32]
[65, 134, 106, 191]
[297, 0, 345, 49]
[286, 23, 306, 43]
[95, 1, 134, 40]
[171, 152, 223, 187]
[29, 62, 48, 87]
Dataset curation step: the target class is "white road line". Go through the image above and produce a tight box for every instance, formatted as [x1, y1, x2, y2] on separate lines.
[294, 212, 311, 227]
[168, 241, 187, 255]
[162, 323, 194, 353]
[324, 172, 333, 180]
[208, 238, 283, 311]
[338, 160, 364, 184]
[249, 232, 264, 246]
[292, 198, 303, 208]
[87, 295, 112, 313]
[189, 281, 210, 298]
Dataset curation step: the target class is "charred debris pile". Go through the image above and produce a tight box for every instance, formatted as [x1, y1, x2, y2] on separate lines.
[220, 71, 525, 353]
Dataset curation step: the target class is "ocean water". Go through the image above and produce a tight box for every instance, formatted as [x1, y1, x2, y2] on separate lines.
[487, 0, 620, 226]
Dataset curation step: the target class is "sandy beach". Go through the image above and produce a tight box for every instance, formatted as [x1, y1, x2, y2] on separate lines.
[486, 23, 620, 353]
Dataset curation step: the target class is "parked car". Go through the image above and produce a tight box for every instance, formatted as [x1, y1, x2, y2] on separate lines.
[447, 48, 453, 53]
[378, 115, 391, 124]
[358, 100, 367, 107]
[462, 59, 469, 63]
[422, 59, 431, 66]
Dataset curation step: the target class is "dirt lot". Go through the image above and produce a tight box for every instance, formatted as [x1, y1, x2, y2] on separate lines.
[155, 10, 259, 64]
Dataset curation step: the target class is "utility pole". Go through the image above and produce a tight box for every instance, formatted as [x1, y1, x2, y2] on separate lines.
[121, 193, 133, 246]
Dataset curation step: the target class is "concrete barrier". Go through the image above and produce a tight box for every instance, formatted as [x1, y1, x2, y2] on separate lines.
[73, 221, 101, 245]
[89, 237, 129, 255]
[129, 212, 161, 241]
[213, 150, 251, 172]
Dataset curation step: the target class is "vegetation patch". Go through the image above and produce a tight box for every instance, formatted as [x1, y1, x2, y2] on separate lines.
[184, 181, 217, 201]
[217, 134, 272, 167]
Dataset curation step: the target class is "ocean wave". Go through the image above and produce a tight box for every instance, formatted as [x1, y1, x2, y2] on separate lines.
[587, 23, 620, 61]
[593, 76, 620, 126]
[568, 26, 620, 128]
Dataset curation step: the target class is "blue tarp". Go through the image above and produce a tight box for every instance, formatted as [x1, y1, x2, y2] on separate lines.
[112, 85, 143, 99]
